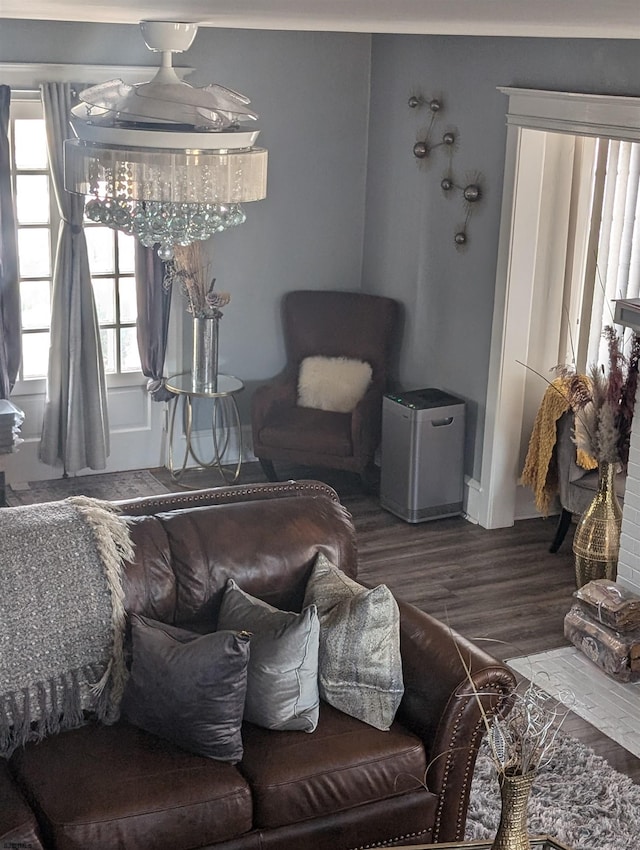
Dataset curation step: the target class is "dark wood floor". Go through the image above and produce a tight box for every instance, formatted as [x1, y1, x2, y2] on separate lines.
[152, 461, 640, 784]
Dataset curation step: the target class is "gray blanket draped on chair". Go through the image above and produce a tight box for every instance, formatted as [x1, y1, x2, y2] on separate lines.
[0, 497, 133, 758]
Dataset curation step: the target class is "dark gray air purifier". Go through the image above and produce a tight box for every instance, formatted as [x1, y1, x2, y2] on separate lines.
[380, 388, 465, 523]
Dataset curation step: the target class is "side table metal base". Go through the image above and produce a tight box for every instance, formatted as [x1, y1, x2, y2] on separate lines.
[165, 373, 244, 487]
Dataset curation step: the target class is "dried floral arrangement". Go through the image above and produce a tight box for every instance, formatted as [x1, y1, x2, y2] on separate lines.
[486, 681, 571, 778]
[167, 242, 231, 320]
[446, 638, 573, 783]
[557, 325, 640, 465]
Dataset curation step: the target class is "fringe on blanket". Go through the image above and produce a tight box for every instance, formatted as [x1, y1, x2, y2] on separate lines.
[0, 497, 134, 758]
[68, 496, 134, 721]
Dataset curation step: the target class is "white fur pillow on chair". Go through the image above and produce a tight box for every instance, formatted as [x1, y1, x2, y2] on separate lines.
[297, 356, 373, 413]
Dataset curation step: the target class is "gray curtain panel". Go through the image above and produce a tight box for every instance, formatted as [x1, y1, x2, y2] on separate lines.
[0, 86, 21, 399]
[38, 82, 109, 474]
[135, 244, 175, 403]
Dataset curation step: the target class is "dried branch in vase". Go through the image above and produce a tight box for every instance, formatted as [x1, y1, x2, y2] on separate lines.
[167, 242, 231, 319]
[557, 326, 640, 466]
[487, 681, 572, 778]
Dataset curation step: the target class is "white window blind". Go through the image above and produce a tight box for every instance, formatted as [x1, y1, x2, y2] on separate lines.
[588, 140, 640, 365]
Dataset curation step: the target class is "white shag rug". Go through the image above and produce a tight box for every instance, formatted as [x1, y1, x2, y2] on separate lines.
[465, 733, 640, 849]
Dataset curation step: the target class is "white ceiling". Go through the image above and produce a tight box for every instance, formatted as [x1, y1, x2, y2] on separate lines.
[2, 0, 640, 39]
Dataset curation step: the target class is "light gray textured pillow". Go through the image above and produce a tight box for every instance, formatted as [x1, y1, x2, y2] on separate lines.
[217, 579, 320, 732]
[303, 553, 404, 731]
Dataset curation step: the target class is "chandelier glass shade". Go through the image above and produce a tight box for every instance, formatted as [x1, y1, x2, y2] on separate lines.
[63, 20, 268, 259]
[64, 140, 267, 259]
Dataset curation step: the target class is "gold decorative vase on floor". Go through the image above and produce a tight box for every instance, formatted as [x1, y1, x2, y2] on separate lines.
[491, 770, 536, 850]
[572, 461, 622, 589]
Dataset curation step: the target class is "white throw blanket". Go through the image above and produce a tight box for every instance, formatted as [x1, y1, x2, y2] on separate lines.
[0, 497, 133, 757]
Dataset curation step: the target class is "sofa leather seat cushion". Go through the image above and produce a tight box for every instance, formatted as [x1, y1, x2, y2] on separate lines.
[0, 760, 44, 850]
[10, 722, 253, 850]
[258, 407, 353, 456]
[238, 702, 427, 830]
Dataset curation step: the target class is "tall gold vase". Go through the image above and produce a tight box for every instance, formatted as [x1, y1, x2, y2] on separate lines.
[572, 461, 622, 589]
[491, 770, 535, 850]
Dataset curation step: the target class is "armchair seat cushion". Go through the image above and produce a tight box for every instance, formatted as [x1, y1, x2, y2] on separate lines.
[238, 702, 427, 830]
[10, 721, 253, 850]
[258, 407, 353, 456]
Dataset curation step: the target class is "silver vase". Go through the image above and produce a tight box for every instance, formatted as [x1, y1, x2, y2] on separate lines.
[192, 315, 219, 393]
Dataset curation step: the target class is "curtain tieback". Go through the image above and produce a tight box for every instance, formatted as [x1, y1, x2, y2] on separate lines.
[62, 219, 82, 235]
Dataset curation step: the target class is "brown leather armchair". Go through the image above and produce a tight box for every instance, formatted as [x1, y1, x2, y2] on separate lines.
[251, 289, 400, 484]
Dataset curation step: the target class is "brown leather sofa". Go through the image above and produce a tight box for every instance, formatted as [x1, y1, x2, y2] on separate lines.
[1, 480, 515, 850]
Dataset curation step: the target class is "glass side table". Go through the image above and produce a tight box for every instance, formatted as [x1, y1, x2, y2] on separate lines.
[165, 372, 244, 485]
[389, 838, 572, 850]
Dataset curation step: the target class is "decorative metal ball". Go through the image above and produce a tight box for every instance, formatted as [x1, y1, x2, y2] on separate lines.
[442, 132, 455, 145]
[441, 177, 454, 191]
[429, 99, 441, 113]
[463, 184, 481, 203]
[454, 231, 467, 245]
[157, 243, 175, 261]
[413, 141, 429, 159]
[408, 95, 422, 109]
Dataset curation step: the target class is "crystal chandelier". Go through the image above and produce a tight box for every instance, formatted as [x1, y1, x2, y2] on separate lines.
[63, 21, 268, 260]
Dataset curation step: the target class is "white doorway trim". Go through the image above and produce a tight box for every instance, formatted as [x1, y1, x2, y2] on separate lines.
[478, 88, 640, 529]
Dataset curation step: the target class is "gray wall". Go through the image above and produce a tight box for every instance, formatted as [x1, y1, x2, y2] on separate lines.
[3, 21, 640, 476]
[363, 35, 640, 478]
[0, 20, 372, 424]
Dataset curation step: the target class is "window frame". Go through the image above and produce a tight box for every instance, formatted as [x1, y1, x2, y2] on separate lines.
[9, 92, 143, 395]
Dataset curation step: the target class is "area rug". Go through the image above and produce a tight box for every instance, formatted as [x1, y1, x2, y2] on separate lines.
[465, 732, 640, 849]
[509, 646, 640, 759]
[5, 469, 171, 506]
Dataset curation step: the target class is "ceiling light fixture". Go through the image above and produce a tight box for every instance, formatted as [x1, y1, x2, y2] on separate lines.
[63, 20, 268, 260]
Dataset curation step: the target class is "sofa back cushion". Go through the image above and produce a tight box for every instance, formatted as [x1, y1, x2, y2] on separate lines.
[122, 515, 177, 621]
[149, 495, 357, 627]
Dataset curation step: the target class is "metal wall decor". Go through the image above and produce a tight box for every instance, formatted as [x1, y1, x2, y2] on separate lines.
[409, 93, 483, 248]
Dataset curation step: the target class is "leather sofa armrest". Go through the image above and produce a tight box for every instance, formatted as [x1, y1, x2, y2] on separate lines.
[395, 599, 516, 842]
[0, 761, 45, 850]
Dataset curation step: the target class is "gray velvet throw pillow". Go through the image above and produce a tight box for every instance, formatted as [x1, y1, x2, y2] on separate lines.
[303, 553, 404, 731]
[122, 614, 250, 762]
[217, 579, 320, 732]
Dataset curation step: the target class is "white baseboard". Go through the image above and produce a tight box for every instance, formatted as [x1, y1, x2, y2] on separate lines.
[463, 476, 481, 524]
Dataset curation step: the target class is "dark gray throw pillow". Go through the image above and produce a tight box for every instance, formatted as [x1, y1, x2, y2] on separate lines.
[121, 614, 250, 762]
[303, 553, 404, 731]
[217, 579, 320, 732]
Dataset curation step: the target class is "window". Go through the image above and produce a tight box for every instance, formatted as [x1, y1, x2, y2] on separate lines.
[561, 137, 640, 372]
[10, 96, 141, 382]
